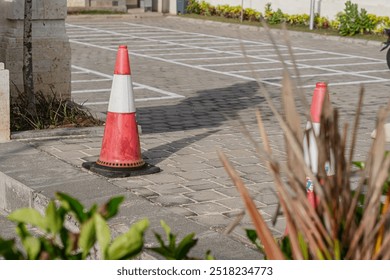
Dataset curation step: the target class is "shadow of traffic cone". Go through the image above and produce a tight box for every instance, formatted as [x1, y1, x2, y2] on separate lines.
[303, 82, 333, 208]
[82, 45, 160, 178]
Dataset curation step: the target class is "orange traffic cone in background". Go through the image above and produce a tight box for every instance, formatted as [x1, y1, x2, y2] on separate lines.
[82, 45, 160, 178]
[303, 82, 333, 208]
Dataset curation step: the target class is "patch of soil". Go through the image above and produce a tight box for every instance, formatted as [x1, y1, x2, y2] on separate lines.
[11, 92, 104, 132]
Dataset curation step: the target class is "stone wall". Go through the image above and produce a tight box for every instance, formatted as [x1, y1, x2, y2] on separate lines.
[0, 0, 71, 101]
[0, 63, 10, 143]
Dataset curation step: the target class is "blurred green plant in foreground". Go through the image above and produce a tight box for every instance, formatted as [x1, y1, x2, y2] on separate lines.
[0, 193, 211, 260]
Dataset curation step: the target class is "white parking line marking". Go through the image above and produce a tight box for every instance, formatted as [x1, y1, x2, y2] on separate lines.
[172, 55, 244, 61]
[72, 78, 112, 83]
[71, 65, 184, 102]
[72, 88, 111, 93]
[153, 51, 221, 56]
[66, 22, 390, 88]
[198, 61, 279, 67]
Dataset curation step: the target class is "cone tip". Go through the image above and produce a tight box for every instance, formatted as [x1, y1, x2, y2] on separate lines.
[315, 82, 327, 88]
[114, 45, 131, 75]
[310, 82, 328, 123]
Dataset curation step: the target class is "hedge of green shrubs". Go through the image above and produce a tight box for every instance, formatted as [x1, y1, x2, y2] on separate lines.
[186, 0, 390, 36]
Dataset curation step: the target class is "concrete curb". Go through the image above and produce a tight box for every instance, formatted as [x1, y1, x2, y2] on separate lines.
[66, 12, 165, 21]
[11, 126, 104, 141]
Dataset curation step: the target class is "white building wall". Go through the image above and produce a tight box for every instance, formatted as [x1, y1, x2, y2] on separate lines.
[67, 0, 87, 7]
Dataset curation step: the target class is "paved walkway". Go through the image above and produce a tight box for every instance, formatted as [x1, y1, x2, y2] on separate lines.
[1, 15, 389, 259]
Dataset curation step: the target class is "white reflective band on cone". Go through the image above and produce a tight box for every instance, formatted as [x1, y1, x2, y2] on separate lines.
[108, 75, 136, 113]
[303, 122, 320, 174]
[303, 122, 335, 176]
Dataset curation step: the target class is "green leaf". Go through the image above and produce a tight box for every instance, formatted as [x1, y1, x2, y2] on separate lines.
[45, 201, 63, 234]
[150, 247, 173, 259]
[99, 196, 124, 219]
[160, 220, 171, 240]
[8, 208, 46, 230]
[0, 237, 24, 260]
[160, 220, 176, 250]
[63, 231, 78, 256]
[205, 250, 215, 260]
[15, 223, 30, 240]
[245, 229, 263, 252]
[298, 233, 309, 260]
[107, 219, 149, 260]
[176, 233, 197, 260]
[22, 236, 41, 260]
[153, 232, 166, 248]
[150, 232, 173, 259]
[78, 217, 96, 259]
[279, 236, 293, 260]
[94, 214, 111, 259]
[87, 204, 98, 219]
[352, 161, 365, 169]
[56, 192, 87, 223]
[334, 239, 341, 260]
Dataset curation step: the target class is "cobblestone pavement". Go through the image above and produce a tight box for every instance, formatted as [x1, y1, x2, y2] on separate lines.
[8, 16, 389, 249]
[71, 16, 389, 234]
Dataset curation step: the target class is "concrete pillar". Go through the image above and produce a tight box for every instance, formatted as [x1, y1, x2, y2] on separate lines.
[0, 0, 71, 101]
[0, 63, 10, 143]
[158, 0, 169, 13]
[169, 0, 176, 14]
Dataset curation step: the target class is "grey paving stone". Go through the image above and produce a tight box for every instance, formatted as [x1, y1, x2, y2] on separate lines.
[148, 183, 191, 195]
[167, 206, 197, 217]
[152, 195, 195, 207]
[0, 210, 16, 240]
[110, 177, 154, 189]
[217, 197, 266, 210]
[81, 141, 102, 149]
[182, 180, 224, 191]
[183, 189, 229, 203]
[144, 173, 186, 184]
[171, 155, 206, 164]
[50, 144, 88, 152]
[132, 188, 159, 199]
[185, 202, 231, 215]
[175, 170, 215, 181]
[189, 213, 233, 229]
[205, 167, 236, 178]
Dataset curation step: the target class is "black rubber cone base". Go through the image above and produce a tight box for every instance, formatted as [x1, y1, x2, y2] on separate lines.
[82, 161, 160, 178]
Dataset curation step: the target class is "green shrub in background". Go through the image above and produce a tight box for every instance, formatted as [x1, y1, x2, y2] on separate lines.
[287, 14, 310, 26]
[186, 0, 201, 14]
[337, 1, 375, 36]
[199, 0, 215, 16]
[370, 15, 390, 34]
[185, 0, 389, 37]
[264, 3, 286, 25]
[0, 193, 211, 260]
[315, 15, 330, 29]
[244, 8, 262, 22]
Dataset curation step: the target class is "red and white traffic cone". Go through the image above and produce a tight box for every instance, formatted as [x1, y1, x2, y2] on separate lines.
[303, 82, 333, 207]
[82, 45, 160, 178]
